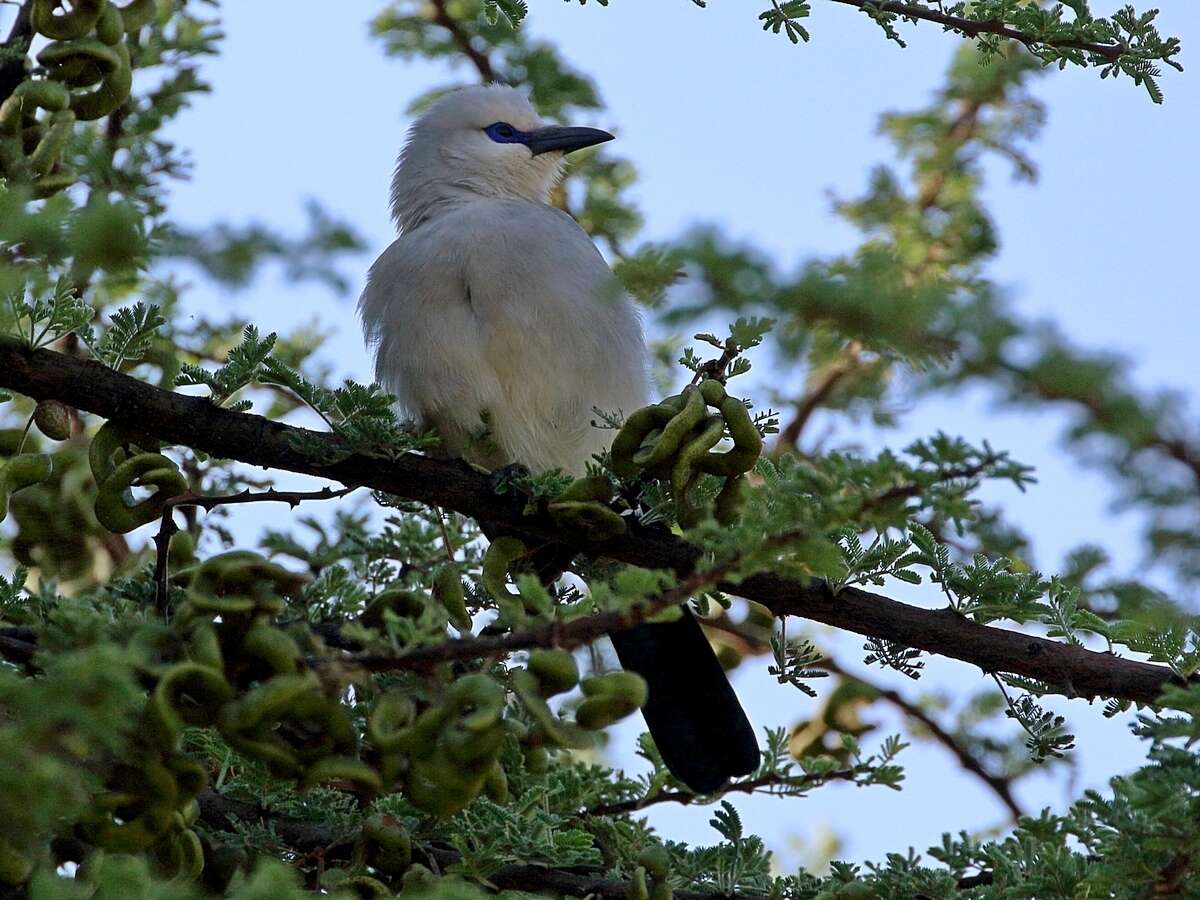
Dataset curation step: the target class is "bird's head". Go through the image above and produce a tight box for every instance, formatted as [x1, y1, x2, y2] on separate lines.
[390, 85, 613, 231]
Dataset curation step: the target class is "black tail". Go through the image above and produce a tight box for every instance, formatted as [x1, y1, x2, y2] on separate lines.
[610, 607, 759, 793]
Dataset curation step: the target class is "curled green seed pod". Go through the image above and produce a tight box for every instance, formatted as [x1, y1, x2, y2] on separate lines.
[94, 452, 186, 533]
[432, 564, 472, 632]
[152, 827, 204, 881]
[167, 757, 208, 801]
[361, 586, 432, 628]
[696, 395, 763, 477]
[115, 0, 155, 31]
[241, 624, 300, 674]
[511, 669, 591, 751]
[483, 761, 508, 803]
[482, 535, 529, 623]
[610, 404, 674, 478]
[713, 473, 747, 526]
[523, 744, 549, 774]
[360, 815, 411, 876]
[398, 676, 509, 816]
[0, 453, 53, 522]
[549, 498, 627, 541]
[628, 868, 651, 900]
[29, 108, 75, 176]
[444, 673, 506, 739]
[69, 40, 131, 120]
[301, 757, 382, 796]
[94, 4, 124, 44]
[576, 672, 648, 730]
[224, 730, 303, 777]
[527, 648, 579, 697]
[698, 378, 727, 405]
[32, 0, 106, 40]
[638, 846, 672, 881]
[150, 662, 234, 747]
[549, 472, 624, 541]
[218, 672, 320, 734]
[89, 420, 160, 485]
[185, 550, 304, 616]
[37, 37, 122, 89]
[636, 387, 706, 471]
[367, 691, 415, 753]
[187, 622, 223, 670]
[0, 79, 70, 134]
[0, 840, 32, 887]
[291, 692, 357, 760]
[557, 474, 614, 502]
[168, 528, 196, 567]
[670, 414, 726, 528]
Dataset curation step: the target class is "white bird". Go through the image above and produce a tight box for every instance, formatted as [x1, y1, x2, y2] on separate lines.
[359, 85, 647, 474]
[360, 86, 757, 793]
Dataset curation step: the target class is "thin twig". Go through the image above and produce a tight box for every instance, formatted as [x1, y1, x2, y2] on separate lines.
[151, 485, 356, 613]
[821, 657, 1025, 821]
[588, 769, 858, 817]
[316, 562, 729, 674]
[827, 0, 1127, 63]
[429, 0, 499, 83]
[775, 343, 861, 453]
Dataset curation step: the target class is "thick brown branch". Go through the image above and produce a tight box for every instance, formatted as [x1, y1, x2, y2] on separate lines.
[0, 339, 1185, 707]
[827, 0, 1126, 63]
[0, 0, 34, 104]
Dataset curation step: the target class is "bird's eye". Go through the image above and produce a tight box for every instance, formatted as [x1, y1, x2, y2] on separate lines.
[484, 122, 520, 143]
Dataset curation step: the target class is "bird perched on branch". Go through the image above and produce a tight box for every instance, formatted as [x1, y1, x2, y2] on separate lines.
[359, 85, 758, 793]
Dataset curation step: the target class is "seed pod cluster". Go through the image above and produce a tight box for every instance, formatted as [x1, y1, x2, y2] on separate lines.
[511, 649, 593, 765]
[548, 474, 627, 541]
[368, 674, 509, 817]
[3, 446, 102, 580]
[89, 420, 187, 533]
[0, 452, 53, 522]
[0, 0, 152, 194]
[481, 536, 551, 626]
[611, 380, 762, 527]
[627, 846, 674, 900]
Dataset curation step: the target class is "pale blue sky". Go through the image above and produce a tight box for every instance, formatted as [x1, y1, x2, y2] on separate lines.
[73, 0, 1200, 874]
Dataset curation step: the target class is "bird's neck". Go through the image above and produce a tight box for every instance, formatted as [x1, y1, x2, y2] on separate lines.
[390, 158, 557, 233]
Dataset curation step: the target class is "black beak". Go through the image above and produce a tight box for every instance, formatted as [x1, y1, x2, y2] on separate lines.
[523, 125, 614, 156]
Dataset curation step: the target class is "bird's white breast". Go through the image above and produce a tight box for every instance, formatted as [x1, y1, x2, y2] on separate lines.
[360, 198, 649, 473]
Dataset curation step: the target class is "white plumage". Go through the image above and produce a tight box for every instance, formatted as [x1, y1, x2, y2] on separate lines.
[359, 85, 648, 473]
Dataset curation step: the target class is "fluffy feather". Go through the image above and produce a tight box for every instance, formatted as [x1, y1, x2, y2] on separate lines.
[361, 86, 647, 473]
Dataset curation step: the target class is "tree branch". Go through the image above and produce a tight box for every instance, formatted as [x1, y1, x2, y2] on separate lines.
[0, 339, 1186, 707]
[775, 344, 861, 454]
[196, 790, 754, 900]
[819, 656, 1024, 821]
[0, 0, 33, 104]
[151, 485, 357, 612]
[429, 0, 499, 83]
[827, 0, 1126, 63]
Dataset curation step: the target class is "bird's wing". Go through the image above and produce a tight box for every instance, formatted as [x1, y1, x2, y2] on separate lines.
[360, 200, 647, 472]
